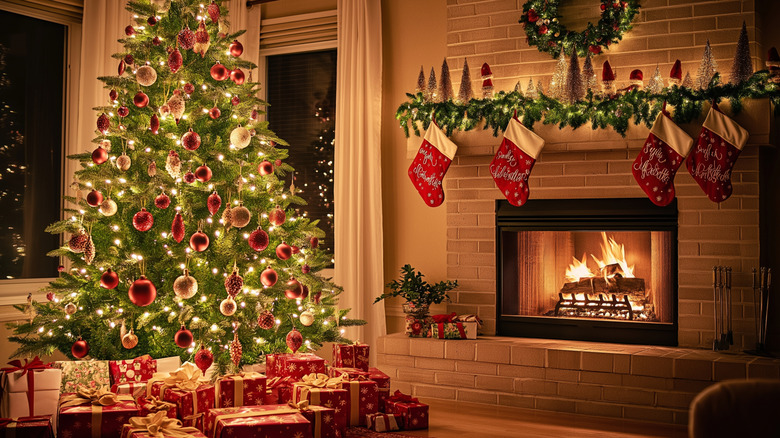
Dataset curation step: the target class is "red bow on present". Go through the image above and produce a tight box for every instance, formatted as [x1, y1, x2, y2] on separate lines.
[387, 390, 419, 404]
[1, 357, 53, 418]
[431, 313, 456, 323]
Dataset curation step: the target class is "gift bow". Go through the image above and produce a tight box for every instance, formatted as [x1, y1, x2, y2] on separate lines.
[432, 312, 457, 323]
[128, 412, 200, 438]
[137, 395, 176, 413]
[453, 314, 483, 325]
[341, 372, 368, 381]
[300, 373, 343, 388]
[163, 362, 203, 391]
[387, 390, 419, 404]
[0, 357, 52, 375]
[60, 386, 124, 408]
[222, 371, 263, 380]
[287, 399, 311, 411]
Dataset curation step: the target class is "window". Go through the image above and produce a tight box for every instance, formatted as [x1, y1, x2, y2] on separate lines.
[0, 10, 65, 279]
[266, 49, 337, 254]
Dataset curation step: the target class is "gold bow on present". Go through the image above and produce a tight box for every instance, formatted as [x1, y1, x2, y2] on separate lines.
[139, 395, 176, 413]
[287, 399, 311, 411]
[60, 386, 125, 408]
[127, 412, 201, 438]
[163, 362, 203, 391]
[300, 373, 343, 389]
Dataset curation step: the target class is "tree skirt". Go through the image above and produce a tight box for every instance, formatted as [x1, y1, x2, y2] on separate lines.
[346, 427, 426, 438]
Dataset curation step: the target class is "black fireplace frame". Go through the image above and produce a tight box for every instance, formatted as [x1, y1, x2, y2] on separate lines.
[495, 198, 678, 346]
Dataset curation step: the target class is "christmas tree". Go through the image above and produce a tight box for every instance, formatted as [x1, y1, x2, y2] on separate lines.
[549, 51, 568, 99]
[8, 0, 362, 373]
[565, 51, 583, 102]
[696, 39, 718, 89]
[438, 59, 453, 102]
[730, 22, 753, 84]
[581, 53, 598, 94]
[457, 59, 473, 102]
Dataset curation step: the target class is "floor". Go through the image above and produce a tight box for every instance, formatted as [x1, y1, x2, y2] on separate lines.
[401, 399, 688, 438]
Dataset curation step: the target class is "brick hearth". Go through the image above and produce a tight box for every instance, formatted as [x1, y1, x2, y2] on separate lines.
[376, 333, 780, 425]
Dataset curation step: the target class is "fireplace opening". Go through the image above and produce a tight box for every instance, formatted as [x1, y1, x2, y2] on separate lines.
[496, 199, 678, 346]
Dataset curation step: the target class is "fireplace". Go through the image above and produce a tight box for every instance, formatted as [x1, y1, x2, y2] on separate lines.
[496, 198, 678, 346]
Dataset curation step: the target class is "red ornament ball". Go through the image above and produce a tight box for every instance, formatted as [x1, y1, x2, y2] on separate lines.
[302, 264, 310, 274]
[230, 68, 245, 85]
[301, 285, 309, 299]
[601, 3, 607, 11]
[117, 106, 129, 117]
[312, 290, 322, 304]
[57, 265, 65, 272]
[100, 269, 119, 289]
[71, 338, 90, 358]
[152, 36, 161, 46]
[260, 267, 277, 287]
[183, 83, 195, 95]
[291, 245, 300, 255]
[207, 192, 221, 216]
[190, 231, 210, 252]
[86, 190, 104, 207]
[133, 91, 149, 108]
[46, 292, 55, 301]
[195, 165, 212, 182]
[274, 159, 282, 167]
[147, 16, 157, 26]
[184, 171, 196, 184]
[210, 63, 229, 81]
[231, 95, 240, 106]
[257, 160, 273, 176]
[174, 325, 193, 348]
[155, 192, 170, 209]
[257, 310, 275, 329]
[178, 26, 195, 50]
[286, 328, 303, 353]
[92, 147, 108, 165]
[268, 207, 286, 226]
[209, 106, 221, 119]
[125, 25, 135, 36]
[229, 40, 244, 57]
[97, 113, 110, 134]
[276, 242, 292, 260]
[284, 278, 303, 299]
[124, 54, 134, 65]
[181, 129, 201, 150]
[194, 345, 213, 374]
[109, 89, 118, 101]
[128, 275, 157, 306]
[310, 236, 319, 248]
[133, 208, 154, 231]
[248, 228, 269, 251]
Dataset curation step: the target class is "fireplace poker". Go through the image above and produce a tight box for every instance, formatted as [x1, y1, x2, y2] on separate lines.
[713, 266, 721, 351]
[726, 267, 733, 346]
[719, 266, 728, 350]
[762, 268, 772, 348]
[752, 268, 760, 350]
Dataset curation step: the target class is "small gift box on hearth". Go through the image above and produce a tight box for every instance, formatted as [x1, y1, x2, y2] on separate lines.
[338, 373, 379, 427]
[292, 373, 348, 434]
[367, 367, 391, 412]
[0, 357, 62, 426]
[135, 394, 177, 419]
[428, 312, 480, 339]
[264, 376, 294, 404]
[120, 412, 206, 438]
[405, 315, 433, 338]
[332, 342, 370, 371]
[0, 415, 54, 438]
[58, 386, 139, 438]
[216, 371, 266, 408]
[146, 362, 215, 431]
[384, 390, 428, 430]
[366, 412, 403, 432]
[204, 404, 314, 438]
[266, 353, 327, 380]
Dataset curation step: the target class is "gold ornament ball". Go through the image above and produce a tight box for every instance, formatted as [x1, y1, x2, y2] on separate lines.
[65, 303, 77, 315]
[116, 154, 132, 171]
[220, 296, 237, 316]
[299, 310, 315, 327]
[231, 206, 251, 228]
[136, 65, 158, 87]
[174, 271, 198, 299]
[122, 331, 138, 349]
[230, 126, 251, 149]
[99, 198, 118, 216]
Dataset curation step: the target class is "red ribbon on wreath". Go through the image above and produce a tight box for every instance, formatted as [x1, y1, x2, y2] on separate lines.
[0, 357, 54, 416]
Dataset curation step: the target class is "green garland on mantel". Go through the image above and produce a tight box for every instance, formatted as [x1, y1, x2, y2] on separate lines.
[395, 71, 780, 138]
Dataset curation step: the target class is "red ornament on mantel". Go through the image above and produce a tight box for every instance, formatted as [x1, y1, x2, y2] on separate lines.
[71, 338, 90, 358]
[128, 275, 157, 307]
[133, 208, 154, 232]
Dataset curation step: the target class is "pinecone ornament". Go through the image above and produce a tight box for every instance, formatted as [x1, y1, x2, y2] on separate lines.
[166, 150, 182, 178]
[208, 1, 220, 23]
[207, 191, 221, 215]
[177, 26, 195, 50]
[194, 21, 210, 57]
[257, 310, 275, 329]
[224, 269, 243, 298]
[168, 47, 183, 73]
[221, 205, 233, 228]
[68, 230, 89, 253]
[84, 234, 95, 265]
[230, 332, 242, 368]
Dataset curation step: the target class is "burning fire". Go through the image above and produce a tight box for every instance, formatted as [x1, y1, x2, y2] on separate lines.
[564, 232, 635, 283]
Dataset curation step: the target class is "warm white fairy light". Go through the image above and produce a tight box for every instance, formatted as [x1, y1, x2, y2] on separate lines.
[275, 319, 282, 325]
[201, 295, 207, 302]
[85, 182, 92, 187]
[38, 327, 44, 333]
[210, 324, 218, 332]
[109, 322, 116, 328]
[114, 239, 121, 245]
[193, 316, 200, 322]
[163, 306, 170, 312]
[105, 179, 112, 184]
[212, 268, 218, 274]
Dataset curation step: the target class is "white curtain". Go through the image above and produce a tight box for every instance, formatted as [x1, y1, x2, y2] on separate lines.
[334, 0, 385, 354]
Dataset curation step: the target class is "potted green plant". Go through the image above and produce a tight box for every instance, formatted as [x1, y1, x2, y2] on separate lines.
[374, 264, 458, 319]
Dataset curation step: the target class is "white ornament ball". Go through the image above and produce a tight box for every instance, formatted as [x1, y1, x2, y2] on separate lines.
[299, 310, 315, 327]
[99, 198, 118, 216]
[65, 303, 77, 315]
[220, 296, 237, 316]
[231, 206, 251, 228]
[116, 154, 132, 171]
[173, 271, 198, 299]
[230, 126, 251, 149]
[136, 66, 158, 87]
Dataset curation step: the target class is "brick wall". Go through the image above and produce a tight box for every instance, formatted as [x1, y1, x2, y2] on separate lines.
[441, 0, 768, 349]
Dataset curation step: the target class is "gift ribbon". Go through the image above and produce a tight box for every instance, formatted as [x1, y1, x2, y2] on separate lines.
[136, 395, 176, 415]
[368, 413, 399, 432]
[453, 314, 483, 325]
[294, 373, 343, 405]
[1, 357, 53, 416]
[0, 416, 51, 438]
[217, 372, 263, 407]
[125, 411, 201, 438]
[431, 312, 456, 323]
[387, 390, 419, 404]
[344, 381, 362, 426]
[60, 386, 133, 438]
[287, 400, 328, 438]
[435, 321, 466, 339]
[211, 406, 308, 438]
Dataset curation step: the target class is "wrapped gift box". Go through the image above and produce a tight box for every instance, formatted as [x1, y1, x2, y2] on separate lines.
[136, 395, 177, 419]
[54, 360, 110, 394]
[0, 358, 62, 422]
[326, 367, 369, 380]
[266, 353, 326, 380]
[109, 356, 157, 385]
[147, 363, 215, 431]
[332, 343, 369, 371]
[58, 389, 139, 438]
[428, 313, 480, 339]
[298, 404, 338, 438]
[384, 390, 428, 430]
[111, 381, 147, 398]
[154, 357, 182, 374]
[367, 368, 390, 412]
[263, 377, 293, 405]
[405, 316, 432, 338]
[204, 405, 312, 438]
[339, 378, 378, 426]
[366, 412, 403, 432]
[0, 415, 53, 438]
[120, 412, 205, 438]
[216, 372, 266, 408]
[292, 374, 348, 434]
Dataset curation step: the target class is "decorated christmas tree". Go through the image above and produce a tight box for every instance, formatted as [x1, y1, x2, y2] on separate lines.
[8, 0, 362, 373]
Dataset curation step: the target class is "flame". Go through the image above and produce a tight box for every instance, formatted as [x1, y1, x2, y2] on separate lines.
[563, 232, 635, 282]
[565, 254, 594, 283]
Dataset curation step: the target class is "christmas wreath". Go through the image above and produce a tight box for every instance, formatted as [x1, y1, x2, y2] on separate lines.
[519, 0, 641, 58]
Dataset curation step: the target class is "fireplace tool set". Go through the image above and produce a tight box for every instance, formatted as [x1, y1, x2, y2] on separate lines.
[746, 267, 773, 356]
[712, 266, 733, 351]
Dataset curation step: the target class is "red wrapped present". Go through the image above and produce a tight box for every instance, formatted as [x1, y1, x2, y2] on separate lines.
[111, 381, 147, 398]
[292, 374, 348, 434]
[120, 412, 205, 438]
[58, 387, 139, 438]
[267, 353, 326, 380]
[327, 367, 369, 380]
[204, 404, 312, 438]
[293, 401, 338, 438]
[366, 412, 403, 432]
[367, 368, 390, 412]
[216, 372, 266, 408]
[135, 395, 177, 419]
[428, 313, 479, 339]
[263, 377, 293, 404]
[332, 342, 369, 371]
[146, 363, 215, 431]
[405, 315, 433, 338]
[385, 390, 428, 430]
[339, 376, 378, 426]
[109, 356, 157, 385]
[0, 415, 53, 438]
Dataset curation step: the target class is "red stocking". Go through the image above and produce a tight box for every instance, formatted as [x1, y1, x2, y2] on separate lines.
[408, 121, 458, 207]
[490, 116, 545, 206]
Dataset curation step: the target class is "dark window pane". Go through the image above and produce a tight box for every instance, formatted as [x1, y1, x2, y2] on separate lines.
[0, 11, 64, 279]
[266, 49, 336, 254]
